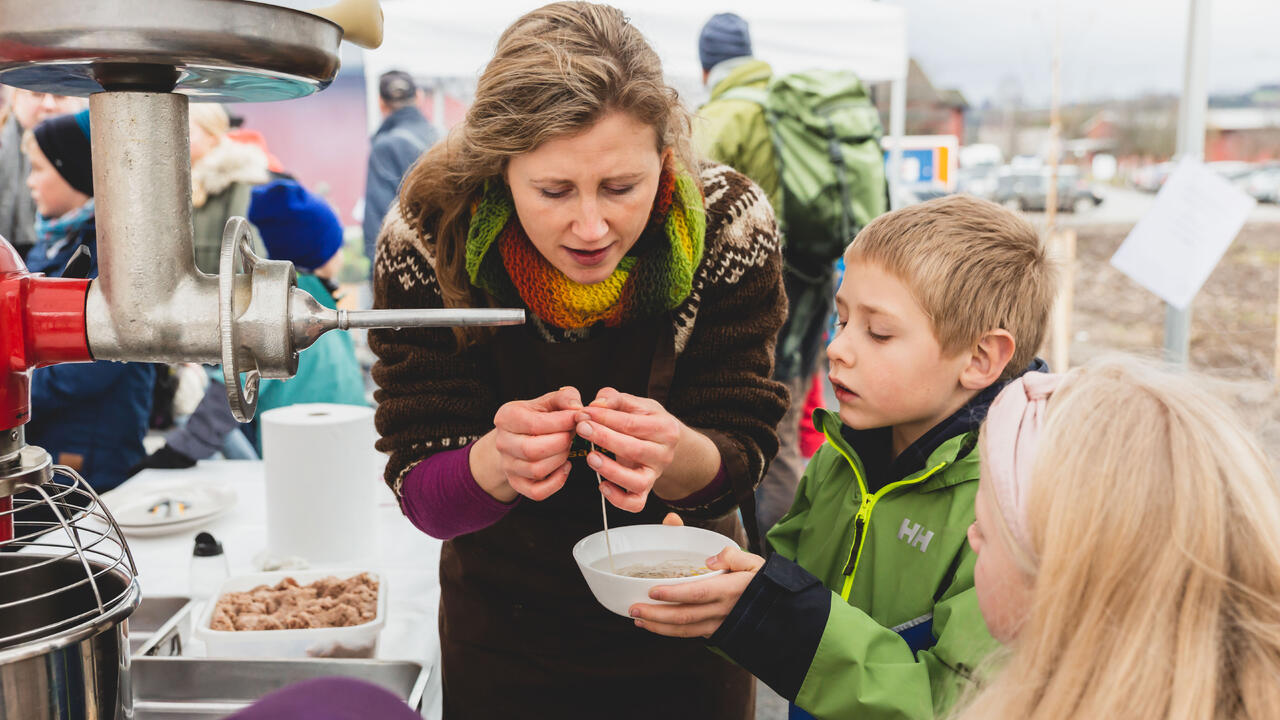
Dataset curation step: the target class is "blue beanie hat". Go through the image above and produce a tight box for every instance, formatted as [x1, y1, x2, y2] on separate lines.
[248, 179, 344, 272]
[698, 13, 752, 72]
[33, 109, 93, 197]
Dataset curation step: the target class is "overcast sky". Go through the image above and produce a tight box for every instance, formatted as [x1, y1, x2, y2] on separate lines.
[882, 0, 1280, 107]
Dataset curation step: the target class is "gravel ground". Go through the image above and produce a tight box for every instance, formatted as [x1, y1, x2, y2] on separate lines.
[1062, 220, 1280, 458]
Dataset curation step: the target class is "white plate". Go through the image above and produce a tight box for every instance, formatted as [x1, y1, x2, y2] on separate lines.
[101, 479, 237, 537]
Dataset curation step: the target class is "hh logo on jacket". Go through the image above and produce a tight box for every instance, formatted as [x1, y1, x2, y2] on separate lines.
[898, 518, 934, 553]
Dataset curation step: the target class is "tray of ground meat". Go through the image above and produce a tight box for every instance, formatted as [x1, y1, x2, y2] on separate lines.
[195, 570, 387, 658]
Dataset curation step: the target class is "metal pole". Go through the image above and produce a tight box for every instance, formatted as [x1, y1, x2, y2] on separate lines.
[1164, 0, 1210, 364]
[1045, 0, 1062, 236]
[887, 77, 907, 209]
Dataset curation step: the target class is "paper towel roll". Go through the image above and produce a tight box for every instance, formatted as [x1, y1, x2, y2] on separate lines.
[261, 403, 381, 567]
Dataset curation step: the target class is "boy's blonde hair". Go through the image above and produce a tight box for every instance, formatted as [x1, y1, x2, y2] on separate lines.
[848, 195, 1054, 378]
[955, 356, 1280, 720]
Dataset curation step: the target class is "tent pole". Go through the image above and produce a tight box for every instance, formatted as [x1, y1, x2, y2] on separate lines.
[887, 77, 906, 210]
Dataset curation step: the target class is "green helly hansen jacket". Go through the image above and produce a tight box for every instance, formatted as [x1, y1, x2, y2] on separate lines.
[708, 367, 1046, 718]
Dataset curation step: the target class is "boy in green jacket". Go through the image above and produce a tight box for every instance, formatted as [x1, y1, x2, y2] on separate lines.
[631, 195, 1057, 720]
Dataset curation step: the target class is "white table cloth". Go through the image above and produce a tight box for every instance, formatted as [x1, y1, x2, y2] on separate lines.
[115, 460, 443, 716]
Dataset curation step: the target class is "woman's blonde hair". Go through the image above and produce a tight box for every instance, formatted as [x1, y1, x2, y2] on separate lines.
[395, 1, 696, 347]
[955, 356, 1280, 720]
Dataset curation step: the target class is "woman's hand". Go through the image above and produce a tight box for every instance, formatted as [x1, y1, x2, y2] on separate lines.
[629, 528, 765, 639]
[574, 387, 694, 512]
[472, 386, 582, 503]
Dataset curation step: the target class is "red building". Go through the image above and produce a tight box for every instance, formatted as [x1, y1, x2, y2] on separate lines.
[1206, 108, 1280, 162]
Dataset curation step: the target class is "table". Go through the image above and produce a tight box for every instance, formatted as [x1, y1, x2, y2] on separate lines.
[115, 460, 444, 717]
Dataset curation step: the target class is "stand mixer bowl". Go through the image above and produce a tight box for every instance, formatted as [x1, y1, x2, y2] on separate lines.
[0, 469, 141, 720]
[0, 555, 140, 720]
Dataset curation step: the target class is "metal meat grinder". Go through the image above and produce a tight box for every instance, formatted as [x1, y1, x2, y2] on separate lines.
[0, 1, 522, 717]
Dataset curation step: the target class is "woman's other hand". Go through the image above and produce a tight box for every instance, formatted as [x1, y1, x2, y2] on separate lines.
[628, 545, 765, 638]
[472, 386, 582, 503]
[575, 387, 696, 512]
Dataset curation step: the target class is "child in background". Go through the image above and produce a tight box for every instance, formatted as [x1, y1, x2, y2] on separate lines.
[958, 356, 1280, 720]
[246, 178, 366, 420]
[632, 195, 1056, 720]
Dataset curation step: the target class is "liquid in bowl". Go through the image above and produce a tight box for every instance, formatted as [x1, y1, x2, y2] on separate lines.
[591, 550, 713, 579]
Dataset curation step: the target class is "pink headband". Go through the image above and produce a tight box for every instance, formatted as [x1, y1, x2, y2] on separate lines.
[982, 371, 1064, 556]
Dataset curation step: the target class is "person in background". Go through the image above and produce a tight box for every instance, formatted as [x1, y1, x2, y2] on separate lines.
[226, 112, 287, 176]
[956, 357, 1280, 720]
[189, 102, 268, 274]
[371, 3, 788, 715]
[694, 13, 826, 543]
[22, 110, 154, 492]
[362, 69, 435, 265]
[248, 177, 366, 421]
[128, 177, 366, 474]
[0, 87, 84, 258]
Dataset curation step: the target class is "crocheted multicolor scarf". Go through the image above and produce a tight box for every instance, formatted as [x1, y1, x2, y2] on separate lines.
[464, 165, 705, 330]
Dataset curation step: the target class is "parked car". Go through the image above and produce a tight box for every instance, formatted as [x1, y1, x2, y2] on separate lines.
[1209, 161, 1254, 183]
[1242, 167, 1280, 203]
[994, 167, 1102, 213]
[1132, 162, 1173, 193]
[957, 165, 999, 200]
[894, 183, 951, 207]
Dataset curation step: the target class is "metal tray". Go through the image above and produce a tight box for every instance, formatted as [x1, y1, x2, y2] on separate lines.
[129, 596, 193, 657]
[132, 656, 428, 719]
[0, 0, 341, 101]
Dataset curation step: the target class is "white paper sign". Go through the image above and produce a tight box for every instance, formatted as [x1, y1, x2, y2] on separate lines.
[1110, 157, 1256, 309]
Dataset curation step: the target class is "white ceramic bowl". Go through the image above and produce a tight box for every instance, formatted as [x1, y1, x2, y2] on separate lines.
[573, 524, 736, 617]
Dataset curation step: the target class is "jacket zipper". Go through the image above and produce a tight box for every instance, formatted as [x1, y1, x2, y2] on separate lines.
[822, 425, 948, 602]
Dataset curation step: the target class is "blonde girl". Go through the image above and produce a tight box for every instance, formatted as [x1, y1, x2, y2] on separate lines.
[961, 356, 1280, 720]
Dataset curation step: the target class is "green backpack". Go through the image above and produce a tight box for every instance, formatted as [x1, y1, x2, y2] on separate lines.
[722, 70, 888, 276]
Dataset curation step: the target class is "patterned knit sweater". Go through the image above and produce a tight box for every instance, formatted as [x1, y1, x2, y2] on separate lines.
[370, 163, 789, 518]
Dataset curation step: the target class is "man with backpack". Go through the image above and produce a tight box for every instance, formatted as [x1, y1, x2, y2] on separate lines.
[696, 13, 888, 546]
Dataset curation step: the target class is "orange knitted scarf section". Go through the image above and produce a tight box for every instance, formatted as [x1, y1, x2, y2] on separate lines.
[464, 166, 705, 330]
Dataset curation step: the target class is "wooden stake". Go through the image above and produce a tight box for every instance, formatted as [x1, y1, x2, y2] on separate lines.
[1273, 259, 1280, 382]
[1050, 229, 1076, 372]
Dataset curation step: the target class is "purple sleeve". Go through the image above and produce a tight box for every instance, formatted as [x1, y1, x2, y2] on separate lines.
[662, 461, 729, 510]
[398, 441, 519, 540]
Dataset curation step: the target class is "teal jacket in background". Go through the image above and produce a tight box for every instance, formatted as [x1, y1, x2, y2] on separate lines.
[254, 273, 367, 436]
[165, 273, 367, 460]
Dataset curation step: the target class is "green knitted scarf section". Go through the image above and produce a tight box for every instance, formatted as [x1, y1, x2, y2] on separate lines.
[463, 169, 705, 329]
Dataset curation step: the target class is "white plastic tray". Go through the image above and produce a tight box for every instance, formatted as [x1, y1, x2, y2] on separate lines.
[195, 569, 386, 658]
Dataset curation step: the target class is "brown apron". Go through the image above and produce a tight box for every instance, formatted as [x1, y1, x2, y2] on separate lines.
[438, 316, 754, 719]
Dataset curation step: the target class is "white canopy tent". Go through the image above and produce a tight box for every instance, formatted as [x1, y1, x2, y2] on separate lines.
[364, 0, 909, 205]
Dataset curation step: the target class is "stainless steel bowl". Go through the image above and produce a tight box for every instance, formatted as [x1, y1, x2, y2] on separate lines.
[0, 0, 342, 101]
[0, 554, 141, 720]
